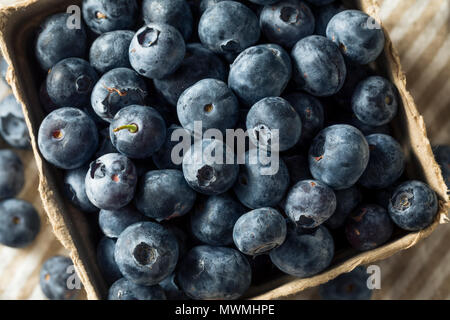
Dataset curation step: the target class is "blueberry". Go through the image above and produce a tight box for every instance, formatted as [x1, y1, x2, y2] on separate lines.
[108, 277, 166, 300]
[159, 273, 189, 300]
[282, 154, 312, 185]
[0, 94, 30, 149]
[313, 2, 346, 36]
[63, 165, 98, 213]
[388, 180, 439, 231]
[191, 193, 246, 246]
[284, 93, 325, 145]
[152, 125, 191, 170]
[326, 186, 362, 230]
[359, 134, 405, 189]
[46, 58, 98, 109]
[269, 223, 334, 278]
[129, 23, 186, 79]
[39, 82, 59, 114]
[38, 108, 99, 170]
[0, 150, 24, 199]
[352, 76, 398, 126]
[135, 169, 197, 221]
[114, 221, 179, 286]
[99, 205, 147, 238]
[109, 105, 166, 159]
[433, 145, 450, 188]
[177, 245, 251, 300]
[35, 13, 88, 70]
[85, 153, 137, 210]
[326, 10, 385, 65]
[246, 97, 302, 152]
[198, 1, 260, 60]
[91, 68, 149, 123]
[260, 0, 315, 49]
[345, 204, 393, 251]
[229, 44, 292, 107]
[199, 0, 228, 14]
[40, 256, 81, 300]
[284, 180, 336, 228]
[233, 207, 287, 255]
[309, 124, 370, 190]
[234, 151, 290, 208]
[89, 30, 135, 74]
[0, 199, 40, 248]
[177, 79, 239, 135]
[97, 237, 122, 285]
[153, 43, 227, 106]
[319, 266, 373, 300]
[82, 0, 138, 35]
[142, 0, 194, 41]
[291, 35, 346, 96]
[183, 139, 239, 195]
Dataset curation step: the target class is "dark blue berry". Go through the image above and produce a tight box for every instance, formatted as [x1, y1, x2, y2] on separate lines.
[108, 278, 166, 300]
[63, 165, 98, 213]
[0, 149, 24, 200]
[97, 237, 122, 285]
[99, 205, 147, 238]
[40, 256, 81, 300]
[0, 94, 30, 149]
[326, 186, 362, 229]
[319, 266, 373, 300]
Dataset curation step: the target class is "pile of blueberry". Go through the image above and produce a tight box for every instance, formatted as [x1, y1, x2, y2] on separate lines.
[33, 0, 442, 300]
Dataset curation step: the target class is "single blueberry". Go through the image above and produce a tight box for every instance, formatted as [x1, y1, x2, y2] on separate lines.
[91, 68, 149, 123]
[153, 43, 227, 106]
[319, 266, 373, 300]
[352, 76, 398, 126]
[260, 0, 315, 49]
[191, 193, 246, 246]
[284, 93, 325, 145]
[326, 186, 362, 230]
[35, 13, 88, 70]
[177, 245, 251, 300]
[198, 1, 260, 60]
[326, 10, 385, 65]
[46, 58, 98, 109]
[129, 23, 186, 79]
[309, 124, 370, 190]
[291, 35, 346, 96]
[269, 223, 334, 278]
[63, 165, 98, 213]
[0, 94, 31, 149]
[234, 151, 290, 209]
[388, 180, 439, 231]
[229, 44, 292, 107]
[108, 278, 166, 300]
[135, 169, 197, 221]
[0, 149, 24, 199]
[345, 204, 394, 251]
[114, 222, 179, 286]
[89, 30, 135, 74]
[359, 134, 405, 189]
[99, 205, 147, 238]
[177, 79, 239, 136]
[233, 207, 287, 255]
[246, 97, 302, 152]
[183, 139, 239, 195]
[40, 256, 81, 300]
[284, 180, 336, 228]
[38, 108, 99, 170]
[109, 105, 166, 159]
[97, 237, 122, 285]
[82, 0, 138, 35]
[0, 199, 40, 248]
[142, 0, 194, 41]
[85, 153, 137, 210]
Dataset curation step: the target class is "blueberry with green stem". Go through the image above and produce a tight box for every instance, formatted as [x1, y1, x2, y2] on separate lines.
[109, 105, 166, 159]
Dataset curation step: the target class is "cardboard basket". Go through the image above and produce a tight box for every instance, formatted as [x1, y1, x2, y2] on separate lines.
[0, 0, 448, 300]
